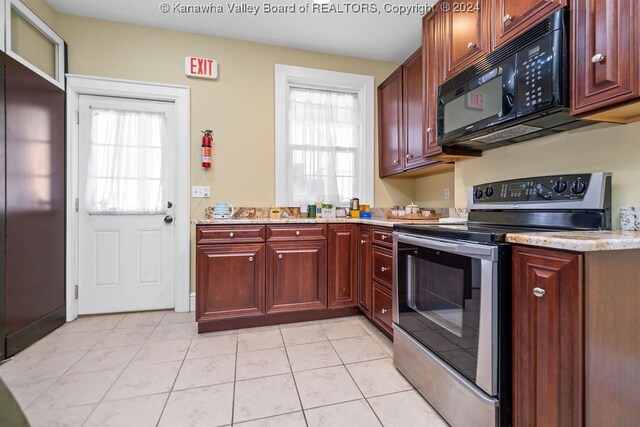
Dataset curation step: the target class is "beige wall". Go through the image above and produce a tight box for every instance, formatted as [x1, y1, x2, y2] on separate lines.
[414, 171, 455, 208]
[43, 12, 413, 216]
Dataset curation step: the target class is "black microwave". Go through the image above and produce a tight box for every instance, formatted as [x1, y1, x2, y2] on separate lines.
[437, 9, 589, 151]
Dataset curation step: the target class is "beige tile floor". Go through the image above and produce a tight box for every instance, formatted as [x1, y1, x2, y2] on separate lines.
[0, 311, 449, 427]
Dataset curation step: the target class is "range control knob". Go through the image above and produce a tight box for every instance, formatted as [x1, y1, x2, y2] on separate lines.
[484, 187, 494, 197]
[553, 180, 567, 193]
[571, 180, 586, 194]
[474, 189, 484, 199]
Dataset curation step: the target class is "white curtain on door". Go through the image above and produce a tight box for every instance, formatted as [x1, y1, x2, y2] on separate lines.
[287, 87, 359, 206]
[84, 108, 166, 214]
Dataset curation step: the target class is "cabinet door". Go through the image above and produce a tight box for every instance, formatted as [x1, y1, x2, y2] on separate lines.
[357, 227, 373, 315]
[403, 48, 430, 170]
[196, 244, 265, 320]
[328, 225, 358, 308]
[441, 0, 489, 82]
[571, 0, 639, 116]
[423, 9, 443, 157]
[512, 247, 583, 427]
[378, 66, 404, 177]
[372, 282, 393, 336]
[266, 241, 327, 312]
[492, 0, 566, 49]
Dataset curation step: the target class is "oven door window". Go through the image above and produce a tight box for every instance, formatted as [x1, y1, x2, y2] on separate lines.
[397, 243, 482, 382]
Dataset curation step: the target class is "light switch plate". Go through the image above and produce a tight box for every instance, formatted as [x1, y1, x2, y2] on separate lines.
[444, 188, 451, 200]
[192, 186, 212, 198]
[202, 186, 211, 198]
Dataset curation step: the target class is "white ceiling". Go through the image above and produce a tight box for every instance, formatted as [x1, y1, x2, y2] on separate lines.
[46, 0, 433, 63]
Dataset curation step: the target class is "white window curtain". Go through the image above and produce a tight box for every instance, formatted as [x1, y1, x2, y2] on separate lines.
[287, 87, 360, 206]
[84, 108, 166, 215]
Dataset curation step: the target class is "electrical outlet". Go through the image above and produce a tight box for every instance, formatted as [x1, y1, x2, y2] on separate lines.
[192, 186, 204, 198]
[444, 188, 451, 200]
[202, 186, 211, 198]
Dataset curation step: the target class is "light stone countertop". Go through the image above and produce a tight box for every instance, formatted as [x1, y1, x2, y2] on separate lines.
[506, 230, 640, 252]
[192, 217, 457, 228]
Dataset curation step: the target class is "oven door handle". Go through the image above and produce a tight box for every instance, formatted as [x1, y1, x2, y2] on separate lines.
[393, 233, 497, 260]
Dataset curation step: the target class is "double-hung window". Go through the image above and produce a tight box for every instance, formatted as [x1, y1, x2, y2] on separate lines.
[275, 65, 374, 207]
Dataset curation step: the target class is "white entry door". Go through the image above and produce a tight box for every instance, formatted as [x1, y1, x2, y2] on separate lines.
[78, 95, 176, 314]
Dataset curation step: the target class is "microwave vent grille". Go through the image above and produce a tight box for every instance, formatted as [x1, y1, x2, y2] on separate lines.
[470, 125, 542, 143]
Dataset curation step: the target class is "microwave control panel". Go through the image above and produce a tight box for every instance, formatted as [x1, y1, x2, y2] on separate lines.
[472, 174, 594, 203]
[515, 33, 556, 116]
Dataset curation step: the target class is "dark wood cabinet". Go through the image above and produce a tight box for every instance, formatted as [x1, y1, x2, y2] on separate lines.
[371, 282, 393, 335]
[403, 49, 431, 171]
[372, 246, 393, 290]
[441, 0, 489, 82]
[378, 66, 404, 177]
[196, 243, 266, 319]
[266, 241, 327, 313]
[423, 8, 441, 158]
[492, 0, 566, 49]
[327, 225, 357, 308]
[357, 226, 372, 316]
[512, 246, 583, 427]
[571, 0, 640, 121]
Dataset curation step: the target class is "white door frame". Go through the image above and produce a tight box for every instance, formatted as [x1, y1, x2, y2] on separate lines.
[66, 74, 191, 321]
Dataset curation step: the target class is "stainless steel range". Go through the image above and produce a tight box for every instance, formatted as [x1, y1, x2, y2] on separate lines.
[392, 172, 611, 427]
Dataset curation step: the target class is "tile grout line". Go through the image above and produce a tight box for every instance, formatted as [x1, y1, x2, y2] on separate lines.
[230, 332, 239, 426]
[155, 311, 194, 426]
[278, 326, 309, 427]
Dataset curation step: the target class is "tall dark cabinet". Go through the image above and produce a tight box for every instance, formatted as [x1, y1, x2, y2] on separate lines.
[0, 52, 66, 359]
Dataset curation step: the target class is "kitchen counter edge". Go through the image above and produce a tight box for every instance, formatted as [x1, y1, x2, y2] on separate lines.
[192, 218, 441, 227]
[506, 230, 640, 252]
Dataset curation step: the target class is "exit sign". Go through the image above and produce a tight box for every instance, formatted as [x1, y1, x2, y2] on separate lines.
[185, 56, 218, 80]
[467, 92, 484, 109]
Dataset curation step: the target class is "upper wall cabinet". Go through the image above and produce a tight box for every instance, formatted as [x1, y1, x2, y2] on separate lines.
[403, 49, 432, 170]
[571, 0, 640, 122]
[378, 66, 404, 177]
[440, 0, 489, 82]
[491, 0, 566, 49]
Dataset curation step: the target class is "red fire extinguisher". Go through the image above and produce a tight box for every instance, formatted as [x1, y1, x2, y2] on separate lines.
[201, 130, 212, 168]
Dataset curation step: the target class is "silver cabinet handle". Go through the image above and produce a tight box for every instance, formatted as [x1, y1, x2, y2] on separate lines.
[503, 14, 512, 22]
[467, 42, 476, 49]
[229, 232, 234, 237]
[533, 287, 546, 298]
[591, 53, 605, 64]
[381, 235, 387, 240]
[426, 127, 432, 133]
[248, 256, 253, 262]
[278, 254, 283, 259]
[381, 267, 387, 272]
[361, 239, 366, 244]
[381, 309, 388, 314]
[295, 230, 300, 236]
[393, 159, 399, 164]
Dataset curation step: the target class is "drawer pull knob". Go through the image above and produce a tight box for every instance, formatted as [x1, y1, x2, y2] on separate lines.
[296, 230, 300, 236]
[393, 159, 399, 164]
[229, 232, 234, 237]
[381, 267, 387, 272]
[381, 235, 387, 240]
[467, 41, 476, 49]
[533, 287, 546, 298]
[591, 53, 605, 64]
[406, 154, 413, 160]
[426, 127, 432, 133]
[381, 309, 388, 314]
[278, 254, 283, 259]
[361, 239, 366, 244]
[248, 256, 253, 262]
[503, 14, 512, 22]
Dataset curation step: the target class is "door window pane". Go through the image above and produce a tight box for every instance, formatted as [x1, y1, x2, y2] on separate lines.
[84, 108, 166, 214]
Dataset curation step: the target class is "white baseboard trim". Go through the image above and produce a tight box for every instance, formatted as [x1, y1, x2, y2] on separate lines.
[190, 292, 196, 312]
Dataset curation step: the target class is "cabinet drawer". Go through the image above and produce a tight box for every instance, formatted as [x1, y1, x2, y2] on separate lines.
[372, 247, 393, 290]
[267, 225, 327, 241]
[372, 282, 393, 334]
[196, 225, 265, 244]
[372, 228, 393, 248]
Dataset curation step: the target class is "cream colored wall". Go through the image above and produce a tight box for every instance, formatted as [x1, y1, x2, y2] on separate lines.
[414, 171, 455, 208]
[48, 14, 409, 216]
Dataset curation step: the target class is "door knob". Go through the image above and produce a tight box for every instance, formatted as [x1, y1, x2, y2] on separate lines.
[167, 201, 173, 208]
[278, 254, 283, 259]
[591, 53, 605, 64]
[503, 14, 512, 22]
[467, 42, 476, 49]
[533, 287, 546, 298]
[164, 215, 173, 224]
[248, 256, 253, 262]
